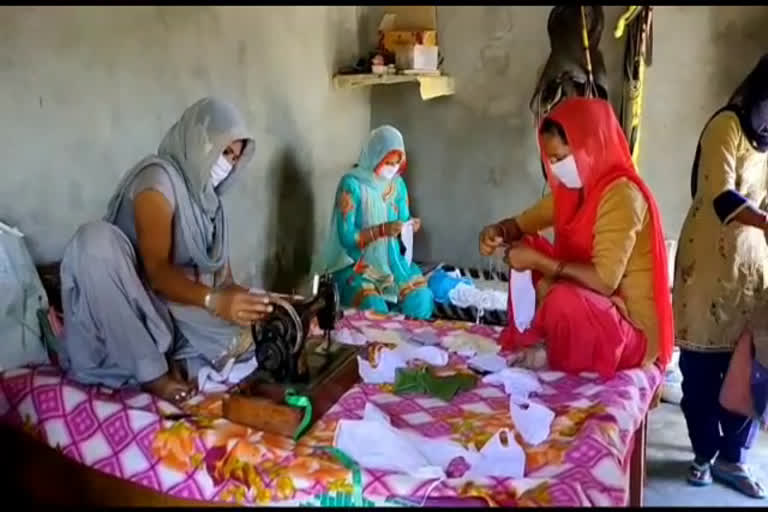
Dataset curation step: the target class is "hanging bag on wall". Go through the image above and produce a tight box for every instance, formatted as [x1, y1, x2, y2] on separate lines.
[0, 222, 50, 371]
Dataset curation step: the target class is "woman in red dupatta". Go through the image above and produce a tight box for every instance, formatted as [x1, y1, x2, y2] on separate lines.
[479, 97, 674, 378]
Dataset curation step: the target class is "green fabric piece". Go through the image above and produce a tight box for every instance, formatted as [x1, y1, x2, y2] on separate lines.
[284, 388, 313, 441]
[393, 367, 477, 402]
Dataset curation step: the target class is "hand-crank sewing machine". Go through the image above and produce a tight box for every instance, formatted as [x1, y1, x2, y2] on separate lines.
[222, 275, 360, 439]
[251, 274, 343, 383]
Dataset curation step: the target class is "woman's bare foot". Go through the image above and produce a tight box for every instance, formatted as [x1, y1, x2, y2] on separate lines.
[142, 373, 194, 405]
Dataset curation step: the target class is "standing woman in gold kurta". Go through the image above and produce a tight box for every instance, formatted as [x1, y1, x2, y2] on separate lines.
[674, 55, 768, 498]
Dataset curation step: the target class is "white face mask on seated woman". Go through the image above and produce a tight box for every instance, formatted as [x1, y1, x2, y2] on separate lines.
[550, 155, 582, 189]
[378, 164, 400, 180]
[211, 154, 234, 188]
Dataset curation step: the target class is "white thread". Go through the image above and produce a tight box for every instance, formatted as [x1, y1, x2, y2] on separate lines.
[419, 476, 446, 507]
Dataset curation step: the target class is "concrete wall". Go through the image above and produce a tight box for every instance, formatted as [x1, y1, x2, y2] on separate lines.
[4, 6, 768, 285]
[0, 6, 370, 291]
[368, 6, 768, 268]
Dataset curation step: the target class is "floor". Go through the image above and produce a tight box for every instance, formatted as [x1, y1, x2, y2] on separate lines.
[645, 402, 768, 507]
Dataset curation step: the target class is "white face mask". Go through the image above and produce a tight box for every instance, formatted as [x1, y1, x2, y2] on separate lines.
[211, 154, 234, 188]
[379, 164, 400, 180]
[550, 155, 582, 189]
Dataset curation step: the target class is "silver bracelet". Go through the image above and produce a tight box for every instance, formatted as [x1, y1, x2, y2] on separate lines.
[204, 290, 219, 314]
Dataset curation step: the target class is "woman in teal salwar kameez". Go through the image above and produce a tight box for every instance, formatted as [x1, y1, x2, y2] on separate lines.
[316, 125, 433, 319]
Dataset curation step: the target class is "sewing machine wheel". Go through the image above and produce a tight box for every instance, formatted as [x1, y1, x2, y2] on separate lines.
[316, 275, 342, 332]
[251, 276, 341, 384]
[254, 329, 290, 381]
[253, 297, 304, 382]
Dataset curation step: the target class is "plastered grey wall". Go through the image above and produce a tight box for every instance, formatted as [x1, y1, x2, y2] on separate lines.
[368, 6, 768, 268]
[0, 6, 370, 291]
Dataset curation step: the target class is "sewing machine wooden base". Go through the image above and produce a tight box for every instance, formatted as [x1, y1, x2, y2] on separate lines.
[233, 337, 360, 427]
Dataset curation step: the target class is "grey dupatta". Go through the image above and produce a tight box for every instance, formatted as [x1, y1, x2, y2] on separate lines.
[104, 97, 255, 284]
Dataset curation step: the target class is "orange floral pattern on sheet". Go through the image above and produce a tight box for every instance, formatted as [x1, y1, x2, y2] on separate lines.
[152, 420, 203, 473]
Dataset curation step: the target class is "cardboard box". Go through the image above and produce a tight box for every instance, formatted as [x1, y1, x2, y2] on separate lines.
[382, 30, 437, 54]
[395, 44, 439, 72]
[378, 7, 438, 55]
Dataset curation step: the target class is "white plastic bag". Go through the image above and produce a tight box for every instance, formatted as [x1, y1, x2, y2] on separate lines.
[0, 224, 50, 371]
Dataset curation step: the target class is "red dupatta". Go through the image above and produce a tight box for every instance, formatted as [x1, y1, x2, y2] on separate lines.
[542, 98, 674, 368]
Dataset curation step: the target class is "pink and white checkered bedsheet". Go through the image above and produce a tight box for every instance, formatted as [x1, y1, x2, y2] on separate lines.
[0, 310, 661, 506]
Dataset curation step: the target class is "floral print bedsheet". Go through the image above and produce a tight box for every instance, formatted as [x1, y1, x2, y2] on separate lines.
[0, 310, 661, 506]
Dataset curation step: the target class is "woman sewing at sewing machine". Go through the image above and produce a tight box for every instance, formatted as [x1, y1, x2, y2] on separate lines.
[478, 97, 673, 378]
[59, 97, 273, 404]
[315, 125, 433, 319]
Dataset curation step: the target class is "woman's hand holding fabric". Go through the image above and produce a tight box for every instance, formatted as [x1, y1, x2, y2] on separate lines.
[212, 287, 274, 327]
[479, 224, 505, 256]
[411, 217, 421, 232]
[382, 220, 404, 237]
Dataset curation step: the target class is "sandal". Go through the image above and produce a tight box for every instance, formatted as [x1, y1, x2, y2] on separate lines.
[687, 459, 713, 487]
[712, 461, 766, 499]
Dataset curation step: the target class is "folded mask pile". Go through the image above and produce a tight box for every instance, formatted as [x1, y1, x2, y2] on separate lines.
[428, 266, 509, 313]
[448, 283, 508, 312]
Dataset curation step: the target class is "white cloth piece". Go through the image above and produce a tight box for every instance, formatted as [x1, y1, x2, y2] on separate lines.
[509, 398, 555, 446]
[357, 350, 404, 384]
[334, 403, 447, 478]
[509, 269, 535, 332]
[357, 342, 449, 384]
[227, 356, 259, 383]
[482, 368, 542, 401]
[401, 219, 414, 265]
[482, 368, 556, 445]
[464, 428, 525, 479]
[335, 403, 527, 480]
[394, 342, 449, 367]
[197, 356, 258, 393]
[467, 353, 509, 374]
[448, 283, 507, 312]
[333, 327, 369, 346]
[336, 418, 445, 478]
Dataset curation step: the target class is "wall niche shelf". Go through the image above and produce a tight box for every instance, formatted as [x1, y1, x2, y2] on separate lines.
[332, 73, 455, 101]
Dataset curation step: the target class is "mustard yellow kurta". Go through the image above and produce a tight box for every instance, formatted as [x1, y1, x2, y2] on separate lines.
[515, 179, 659, 364]
[674, 111, 768, 353]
